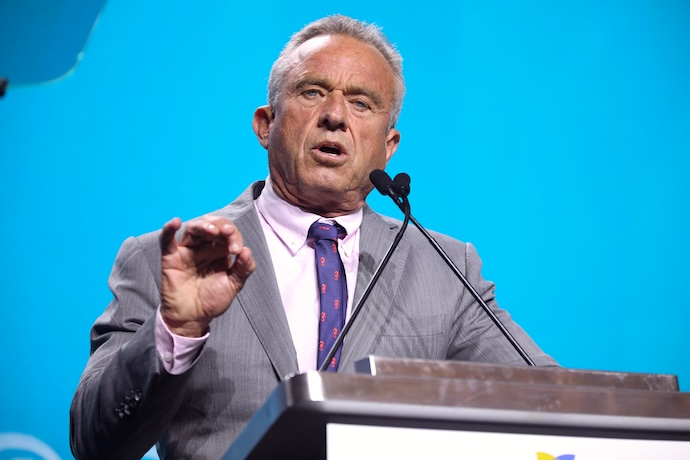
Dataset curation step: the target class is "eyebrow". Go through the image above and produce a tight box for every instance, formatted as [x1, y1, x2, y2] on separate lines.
[294, 77, 384, 108]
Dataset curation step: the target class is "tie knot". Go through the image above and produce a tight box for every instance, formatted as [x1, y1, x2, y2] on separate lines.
[308, 221, 342, 242]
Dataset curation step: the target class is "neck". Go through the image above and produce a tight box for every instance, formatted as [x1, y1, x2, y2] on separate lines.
[270, 179, 365, 218]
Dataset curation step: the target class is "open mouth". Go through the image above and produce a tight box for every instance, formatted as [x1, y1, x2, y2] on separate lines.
[317, 142, 345, 156]
[320, 146, 341, 155]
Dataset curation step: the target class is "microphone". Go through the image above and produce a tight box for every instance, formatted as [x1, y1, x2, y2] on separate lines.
[317, 171, 412, 372]
[370, 169, 536, 367]
[369, 170, 410, 201]
[393, 173, 410, 198]
[370, 169, 399, 199]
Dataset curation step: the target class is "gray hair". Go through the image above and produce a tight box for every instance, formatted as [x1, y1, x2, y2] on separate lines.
[267, 14, 405, 128]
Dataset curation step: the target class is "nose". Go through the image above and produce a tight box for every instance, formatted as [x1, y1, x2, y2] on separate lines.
[318, 92, 348, 131]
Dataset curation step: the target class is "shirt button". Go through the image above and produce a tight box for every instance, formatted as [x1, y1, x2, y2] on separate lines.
[163, 352, 173, 363]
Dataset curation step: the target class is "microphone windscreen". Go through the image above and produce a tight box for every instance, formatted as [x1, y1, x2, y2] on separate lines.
[393, 173, 411, 196]
[370, 169, 394, 196]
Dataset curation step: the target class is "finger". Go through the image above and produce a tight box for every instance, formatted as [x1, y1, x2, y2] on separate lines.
[160, 217, 182, 255]
[184, 220, 245, 258]
[189, 239, 232, 268]
[223, 223, 244, 255]
[181, 216, 238, 247]
[180, 220, 221, 246]
[228, 247, 256, 286]
[205, 217, 243, 252]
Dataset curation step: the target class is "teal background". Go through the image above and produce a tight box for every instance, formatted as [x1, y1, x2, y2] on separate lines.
[1, 1, 688, 458]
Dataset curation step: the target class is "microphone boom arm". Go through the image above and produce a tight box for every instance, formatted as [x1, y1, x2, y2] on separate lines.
[405, 213, 535, 366]
[376, 169, 536, 367]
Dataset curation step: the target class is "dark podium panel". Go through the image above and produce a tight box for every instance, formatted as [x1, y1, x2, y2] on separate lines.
[223, 357, 690, 459]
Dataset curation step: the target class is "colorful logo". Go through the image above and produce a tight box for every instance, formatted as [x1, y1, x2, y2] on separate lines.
[536, 453, 575, 460]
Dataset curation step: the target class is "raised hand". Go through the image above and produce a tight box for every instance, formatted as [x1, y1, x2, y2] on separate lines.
[158, 216, 256, 337]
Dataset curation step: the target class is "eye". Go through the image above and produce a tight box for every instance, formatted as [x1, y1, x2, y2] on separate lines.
[351, 99, 370, 111]
[303, 88, 321, 98]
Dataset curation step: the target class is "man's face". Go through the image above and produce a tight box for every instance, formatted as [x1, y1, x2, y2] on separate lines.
[254, 35, 401, 217]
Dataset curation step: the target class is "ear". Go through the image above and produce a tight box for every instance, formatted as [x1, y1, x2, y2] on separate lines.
[252, 105, 273, 149]
[384, 128, 401, 164]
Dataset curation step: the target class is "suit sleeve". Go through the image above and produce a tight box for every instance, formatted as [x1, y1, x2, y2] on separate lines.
[70, 235, 197, 460]
[446, 242, 559, 366]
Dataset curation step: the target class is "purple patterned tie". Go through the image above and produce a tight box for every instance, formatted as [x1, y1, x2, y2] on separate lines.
[308, 221, 347, 371]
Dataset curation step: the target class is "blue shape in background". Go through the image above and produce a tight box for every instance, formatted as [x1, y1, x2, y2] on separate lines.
[0, 0, 105, 84]
[0, 1, 688, 458]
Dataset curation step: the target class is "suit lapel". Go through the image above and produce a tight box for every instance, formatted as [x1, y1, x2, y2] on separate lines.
[228, 185, 300, 380]
[339, 206, 410, 370]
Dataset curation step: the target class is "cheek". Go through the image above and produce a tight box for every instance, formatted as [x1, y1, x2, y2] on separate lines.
[356, 130, 391, 160]
[269, 120, 296, 153]
[267, 129, 304, 177]
[277, 117, 310, 151]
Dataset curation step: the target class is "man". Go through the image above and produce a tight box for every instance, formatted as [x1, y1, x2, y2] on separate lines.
[70, 14, 557, 460]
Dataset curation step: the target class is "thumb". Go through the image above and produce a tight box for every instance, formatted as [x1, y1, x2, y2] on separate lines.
[160, 217, 182, 256]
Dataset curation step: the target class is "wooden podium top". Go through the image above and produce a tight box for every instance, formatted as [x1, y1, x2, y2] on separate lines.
[356, 356, 680, 391]
[223, 357, 690, 459]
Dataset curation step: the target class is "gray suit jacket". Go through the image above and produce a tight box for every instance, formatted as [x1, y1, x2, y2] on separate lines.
[70, 181, 557, 460]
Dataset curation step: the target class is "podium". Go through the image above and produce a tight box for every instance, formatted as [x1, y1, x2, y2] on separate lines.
[223, 357, 690, 459]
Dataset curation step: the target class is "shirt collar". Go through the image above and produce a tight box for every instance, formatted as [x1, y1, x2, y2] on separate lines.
[255, 176, 363, 256]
